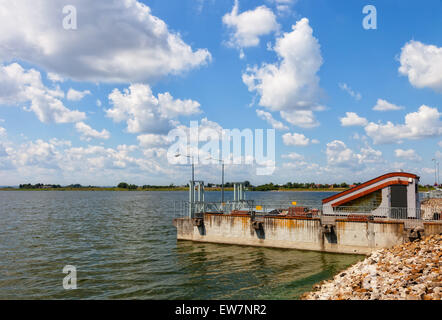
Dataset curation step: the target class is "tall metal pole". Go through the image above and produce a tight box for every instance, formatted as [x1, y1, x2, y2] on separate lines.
[438, 161, 440, 186]
[191, 156, 195, 218]
[175, 153, 196, 217]
[191, 156, 194, 183]
[207, 156, 225, 204]
[433, 159, 437, 186]
[221, 161, 224, 203]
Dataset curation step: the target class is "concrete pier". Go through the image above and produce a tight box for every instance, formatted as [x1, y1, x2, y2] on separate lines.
[173, 213, 442, 255]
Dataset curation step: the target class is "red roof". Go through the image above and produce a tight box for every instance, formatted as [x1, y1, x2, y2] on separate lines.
[322, 172, 418, 204]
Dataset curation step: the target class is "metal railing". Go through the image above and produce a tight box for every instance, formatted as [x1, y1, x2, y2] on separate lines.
[422, 190, 442, 199]
[331, 206, 419, 219]
[173, 199, 322, 218]
[173, 200, 255, 218]
[331, 206, 441, 221]
[173, 200, 190, 218]
[173, 201, 441, 222]
[244, 200, 321, 217]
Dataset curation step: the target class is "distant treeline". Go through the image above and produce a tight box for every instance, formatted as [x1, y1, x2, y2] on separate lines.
[116, 181, 352, 191]
[117, 182, 177, 190]
[18, 182, 180, 190]
[16, 181, 437, 191]
[19, 183, 97, 189]
[249, 182, 357, 191]
[249, 182, 437, 191]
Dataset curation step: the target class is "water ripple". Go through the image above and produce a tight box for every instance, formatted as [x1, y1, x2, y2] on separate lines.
[0, 190, 363, 299]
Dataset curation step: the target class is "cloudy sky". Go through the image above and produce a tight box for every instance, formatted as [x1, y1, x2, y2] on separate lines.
[0, 0, 441, 186]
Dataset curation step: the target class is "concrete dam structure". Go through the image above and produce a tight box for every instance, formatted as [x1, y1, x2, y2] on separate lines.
[173, 173, 442, 255]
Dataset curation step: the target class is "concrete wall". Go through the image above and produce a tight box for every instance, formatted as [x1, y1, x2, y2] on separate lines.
[173, 214, 442, 255]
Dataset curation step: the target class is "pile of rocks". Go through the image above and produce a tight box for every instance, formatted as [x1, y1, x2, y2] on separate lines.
[301, 234, 441, 300]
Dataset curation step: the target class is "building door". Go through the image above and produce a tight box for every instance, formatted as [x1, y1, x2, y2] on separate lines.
[390, 185, 407, 219]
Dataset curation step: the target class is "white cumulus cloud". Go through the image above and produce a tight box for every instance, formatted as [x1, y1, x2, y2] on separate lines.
[326, 140, 383, 168]
[0, 0, 211, 83]
[223, 0, 279, 56]
[372, 99, 404, 111]
[242, 18, 323, 125]
[280, 110, 319, 128]
[106, 83, 201, 134]
[395, 148, 422, 161]
[399, 40, 442, 92]
[256, 109, 288, 130]
[282, 132, 316, 146]
[340, 112, 368, 127]
[365, 105, 442, 144]
[67, 89, 91, 101]
[75, 122, 110, 141]
[137, 133, 172, 148]
[0, 63, 85, 123]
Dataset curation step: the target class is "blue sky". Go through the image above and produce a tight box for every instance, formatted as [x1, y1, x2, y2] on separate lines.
[0, 0, 441, 186]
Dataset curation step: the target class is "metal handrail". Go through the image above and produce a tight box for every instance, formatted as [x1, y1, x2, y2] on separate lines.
[173, 201, 441, 222]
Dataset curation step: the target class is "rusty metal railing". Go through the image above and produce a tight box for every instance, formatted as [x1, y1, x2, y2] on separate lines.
[173, 201, 441, 222]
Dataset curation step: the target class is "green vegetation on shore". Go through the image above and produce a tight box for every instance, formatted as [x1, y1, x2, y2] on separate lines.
[0, 181, 437, 192]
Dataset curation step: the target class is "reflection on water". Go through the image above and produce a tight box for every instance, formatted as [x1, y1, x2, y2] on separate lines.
[174, 241, 361, 299]
[0, 191, 363, 299]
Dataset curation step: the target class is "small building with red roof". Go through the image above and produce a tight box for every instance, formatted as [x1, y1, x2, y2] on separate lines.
[322, 172, 420, 219]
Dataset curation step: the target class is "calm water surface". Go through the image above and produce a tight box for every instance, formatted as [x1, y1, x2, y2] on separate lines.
[0, 191, 364, 299]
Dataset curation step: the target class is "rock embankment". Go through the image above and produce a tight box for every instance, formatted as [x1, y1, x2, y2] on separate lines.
[301, 234, 441, 300]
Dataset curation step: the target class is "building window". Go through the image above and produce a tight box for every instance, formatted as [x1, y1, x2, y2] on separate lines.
[334, 189, 382, 213]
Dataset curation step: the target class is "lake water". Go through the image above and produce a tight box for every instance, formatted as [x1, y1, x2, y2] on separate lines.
[0, 191, 364, 299]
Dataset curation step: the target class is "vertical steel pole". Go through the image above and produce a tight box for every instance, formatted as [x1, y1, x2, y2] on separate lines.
[191, 156, 194, 183]
[189, 180, 194, 218]
[191, 156, 195, 218]
[221, 162, 224, 204]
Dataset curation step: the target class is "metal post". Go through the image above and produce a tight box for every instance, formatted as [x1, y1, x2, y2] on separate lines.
[195, 182, 199, 203]
[234, 183, 237, 201]
[176, 153, 196, 217]
[432, 159, 437, 186]
[206, 156, 225, 205]
[221, 162, 224, 204]
[189, 180, 194, 218]
[196, 182, 200, 202]
[192, 157, 194, 183]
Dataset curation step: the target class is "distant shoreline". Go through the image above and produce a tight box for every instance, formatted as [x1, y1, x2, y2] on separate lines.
[0, 187, 434, 192]
[0, 187, 345, 192]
